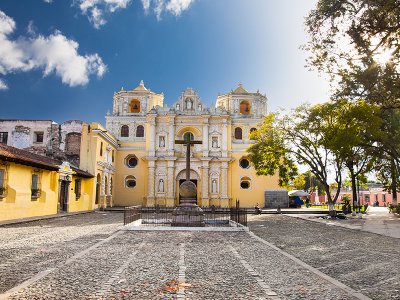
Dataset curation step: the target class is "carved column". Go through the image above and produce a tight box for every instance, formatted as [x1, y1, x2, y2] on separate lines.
[221, 161, 229, 207]
[222, 119, 228, 157]
[149, 118, 156, 157]
[147, 160, 156, 206]
[166, 160, 175, 207]
[201, 161, 210, 207]
[168, 118, 175, 156]
[202, 118, 209, 157]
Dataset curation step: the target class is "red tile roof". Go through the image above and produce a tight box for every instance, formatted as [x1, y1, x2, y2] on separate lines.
[0, 143, 93, 178]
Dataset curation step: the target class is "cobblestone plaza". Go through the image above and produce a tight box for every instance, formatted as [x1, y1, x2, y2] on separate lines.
[0, 212, 399, 299]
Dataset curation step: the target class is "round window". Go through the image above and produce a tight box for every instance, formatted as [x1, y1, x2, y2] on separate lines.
[240, 181, 250, 189]
[126, 156, 138, 168]
[239, 158, 250, 169]
[126, 179, 136, 188]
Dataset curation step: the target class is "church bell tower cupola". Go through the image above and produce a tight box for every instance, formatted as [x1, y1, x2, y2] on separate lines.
[216, 83, 267, 117]
[111, 80, 164, 116]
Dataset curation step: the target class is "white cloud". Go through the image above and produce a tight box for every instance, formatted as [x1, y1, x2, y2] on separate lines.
[165, 0, 192, 16]
[0, 79, 8, 90]
[77, 0, 131, 28]
[77, 0, 194, 27]
[142, 0, 150, 13]
[0, 10, 107, 89]
[141, 0, 194, 20]
[43, 0, 53, 3]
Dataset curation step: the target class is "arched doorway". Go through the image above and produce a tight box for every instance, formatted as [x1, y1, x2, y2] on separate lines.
[95, 174, 101, 205]
[176, 169, 200, 206]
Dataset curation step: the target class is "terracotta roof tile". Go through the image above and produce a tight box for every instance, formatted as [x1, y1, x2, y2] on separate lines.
[0, 143, 93, 178]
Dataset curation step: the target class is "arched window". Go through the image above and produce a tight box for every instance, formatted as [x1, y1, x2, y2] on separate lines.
[249, 127, 257, 140]
[184, 132, 194, 142]
[240, 176, 251, 189]
[121, 125, 129, 137]
[234, 127, 243, 140]
[136, 125, 144, 137]
[95, 174, 101, 204]
[100, 142, 103, 156]
[125, 176, 136, 188]
[240, 101, 251, 114]
[130, 99, 141, 113]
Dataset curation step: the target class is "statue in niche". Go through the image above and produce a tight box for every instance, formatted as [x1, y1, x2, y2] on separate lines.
[186, 99, 192, 109]
[176, 104, 180, 110]
[212, 137, 218, 148]
[159, 136, 165, 147]
[212, 179, 218, 193]
[158, 179, 164, 193]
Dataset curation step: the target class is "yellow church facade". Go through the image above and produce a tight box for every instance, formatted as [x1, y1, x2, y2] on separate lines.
[0, 81, 281, 222]
[106, 81, 280, 208]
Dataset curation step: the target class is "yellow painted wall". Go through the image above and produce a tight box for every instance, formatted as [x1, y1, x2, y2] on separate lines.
[0, 162, 58, 222]
[68, 176, 95, 212]
[113, 149, 147, 206]
[80, 122, 117, 209]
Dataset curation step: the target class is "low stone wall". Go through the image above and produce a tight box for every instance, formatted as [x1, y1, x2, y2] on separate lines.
[264, 190, 288, 208]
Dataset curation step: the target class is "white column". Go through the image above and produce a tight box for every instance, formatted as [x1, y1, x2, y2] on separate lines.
[147, 161, 156, 206]
[203, 119, 209, 157]
[222, 120, 228, 157]
[221, 162, 229, 206]
[168, 119, 175, 155]
[166, 160, 175, 207]
[149, 118, 156, 156]
[201, 163, 210, 207]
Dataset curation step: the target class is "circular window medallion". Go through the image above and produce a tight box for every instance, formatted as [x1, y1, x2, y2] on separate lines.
[239, 158, 250, 169]
[126, 155, 138, 168]
[126, 178, 136, 188]
[240, 181, 250, 189]
[240, 177, 251, 189]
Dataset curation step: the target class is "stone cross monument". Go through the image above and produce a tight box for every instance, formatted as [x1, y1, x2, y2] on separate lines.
[172, 137, 205, 226]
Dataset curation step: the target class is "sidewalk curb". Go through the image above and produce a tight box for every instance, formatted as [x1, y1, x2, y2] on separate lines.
[283, 214, 400, 239]
[0, 210, 96, 227]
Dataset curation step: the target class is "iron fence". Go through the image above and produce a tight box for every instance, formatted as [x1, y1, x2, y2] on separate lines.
[123, 205, 247, 227]
[123, 205, 141, 225]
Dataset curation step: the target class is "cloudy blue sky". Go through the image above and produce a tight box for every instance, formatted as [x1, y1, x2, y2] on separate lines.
[0, 0, 330, 124]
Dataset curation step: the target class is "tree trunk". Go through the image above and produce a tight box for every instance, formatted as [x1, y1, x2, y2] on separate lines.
[391, 159, 398, 205]
[350, 171, 357, 211]
[325, 184, 337, 217]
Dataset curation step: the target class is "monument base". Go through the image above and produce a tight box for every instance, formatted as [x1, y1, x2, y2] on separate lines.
[172, 198, 205, 227]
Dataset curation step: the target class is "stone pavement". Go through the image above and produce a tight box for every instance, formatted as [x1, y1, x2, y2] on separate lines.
[0, 211, 397, 299]
[248, 214, 400, 300]
[281, 206, 400, 239]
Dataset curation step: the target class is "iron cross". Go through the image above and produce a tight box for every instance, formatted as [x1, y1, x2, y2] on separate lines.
[175, 138, 202, 181]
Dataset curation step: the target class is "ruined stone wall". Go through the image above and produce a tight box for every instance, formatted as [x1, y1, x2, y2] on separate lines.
[0, 120, 83, 166]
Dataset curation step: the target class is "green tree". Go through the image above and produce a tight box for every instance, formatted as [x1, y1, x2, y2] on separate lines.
[304, 0, 400, 204]
[304, 170, 326, 194]
[292, 174, 306, 190]
[247, 114, 298, 187]
[304, 0, 400, 108]
[323, 99, 381, 206]
[248, 106, 344, 214]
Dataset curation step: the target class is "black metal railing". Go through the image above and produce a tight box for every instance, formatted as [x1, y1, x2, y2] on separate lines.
[123, 205, 248, 227]
[124, 205, 141, 225]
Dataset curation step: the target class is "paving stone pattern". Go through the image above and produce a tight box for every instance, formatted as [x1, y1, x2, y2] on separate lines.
[0, 212, 364, 299]
[248, 215, 400, 300]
